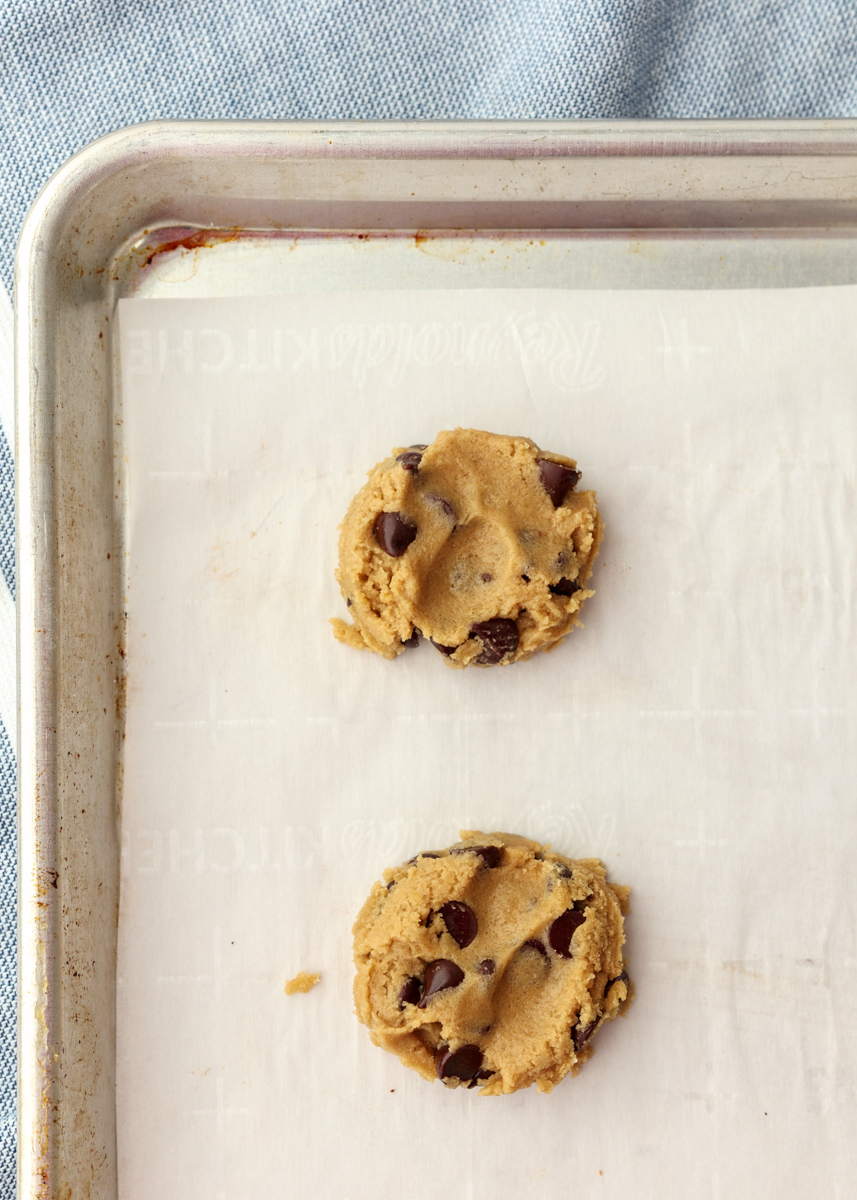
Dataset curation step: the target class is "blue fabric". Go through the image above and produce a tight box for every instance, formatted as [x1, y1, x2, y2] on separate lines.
[0, 432, 15, 606]
[2, 2, 857, 1195]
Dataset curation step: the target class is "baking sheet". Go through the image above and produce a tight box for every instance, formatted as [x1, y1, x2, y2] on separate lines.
[117, 285, 857, 1200]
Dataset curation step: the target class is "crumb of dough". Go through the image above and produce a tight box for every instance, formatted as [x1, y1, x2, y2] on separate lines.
[352, 830, 631, 1094]
[284, 971, 320, 995]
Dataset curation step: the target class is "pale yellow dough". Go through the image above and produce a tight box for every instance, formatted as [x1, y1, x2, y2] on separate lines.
[352, 831, 631, 1095]
[332, 428, 602, 666]
[284, 972, 320, 995]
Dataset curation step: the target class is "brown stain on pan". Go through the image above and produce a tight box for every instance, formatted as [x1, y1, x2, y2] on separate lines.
[139, 227, 242, 266]
[135, 226, 293, 271]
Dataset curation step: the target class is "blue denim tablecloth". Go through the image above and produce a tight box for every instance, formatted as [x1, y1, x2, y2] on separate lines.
[2, 0, 857, 1192]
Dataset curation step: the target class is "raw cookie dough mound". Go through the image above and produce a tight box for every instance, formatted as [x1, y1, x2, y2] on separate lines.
[352, 831, 631, 1095]
[331, 428, 602, 666]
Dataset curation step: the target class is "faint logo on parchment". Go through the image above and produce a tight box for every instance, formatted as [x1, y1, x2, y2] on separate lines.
[126, 314, 603, 394]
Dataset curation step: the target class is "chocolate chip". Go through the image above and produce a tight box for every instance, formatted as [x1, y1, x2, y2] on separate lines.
[549, 578, 581, 598]
[398, 977, 423, 1007]
[435, 1044, 483, 1081]
[523, 939, 549, 959]
[440, 901, 478, 948]
[396, 450, 424, 472]
[481, 573, 493, 583]
[452, 845, 502, 869]
[469, 618, 519, 665]
[431, 640, 458, 657]
[417, 960, 465, 1007]
[425, 494, 456, 522]
[374, 511, 417, 557]
[538, 459, 580, 507]
[520, 574, 530, 583]
[572, 1021, 596, 1051]
[548, 909, 586, 958]
[346, 598, 352, 607]
[386, 879, 396, 890]
[419, 852, 441, 859]
[401, 629, 420, 648]
[476, 959, 495, 975]
[556, 865, 573, 879]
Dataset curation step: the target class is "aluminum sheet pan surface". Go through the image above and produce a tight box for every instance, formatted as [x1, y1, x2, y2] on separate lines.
[16, 120, 857, 1200]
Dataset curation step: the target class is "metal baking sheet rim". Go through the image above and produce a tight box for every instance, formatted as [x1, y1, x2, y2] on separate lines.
[14, 118, 857, 1200]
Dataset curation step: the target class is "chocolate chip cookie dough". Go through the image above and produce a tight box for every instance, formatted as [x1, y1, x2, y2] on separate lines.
[352, 831, 631, 1095]
[331, 428, 602, 666]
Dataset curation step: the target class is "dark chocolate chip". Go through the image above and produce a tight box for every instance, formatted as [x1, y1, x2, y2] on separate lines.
[451, 845, 502, 869]
[481, 573, 493, 583]
[476, 959, 495, 975]
[420, 852, 441, 859]
[469, 618, 519, 665]
[548, 909, 586, 958]
[440, 901, 478, 949]
[538, 459, 581, 507]
[398, 977, 423, 1007]
[346, 598, 352, 607]
[386, 879, 396, 890]
[549, 578, 581, 598]
[556, 865, 572, 879]
[431, 640, 458, 657]
[520, 574, 530, 583]
[374, 511, 417, 557]
[425, 494, 456, 522]
[396, 450, 424, 472]
[435, 1044, 483, 1081]
[401, 629, 420, 648]
[572, 1021, 596, 1051]
[523, 939, 549, 959]
[417, 960, 465, 1007]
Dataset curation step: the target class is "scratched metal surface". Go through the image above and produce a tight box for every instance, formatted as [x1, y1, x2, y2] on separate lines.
[15, 119, 857, 1200]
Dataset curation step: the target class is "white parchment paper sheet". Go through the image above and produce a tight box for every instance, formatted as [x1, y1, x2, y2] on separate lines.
[117, 288, 857, 1200]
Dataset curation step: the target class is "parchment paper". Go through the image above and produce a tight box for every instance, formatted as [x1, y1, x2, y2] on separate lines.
[117, 287, 857, 1200]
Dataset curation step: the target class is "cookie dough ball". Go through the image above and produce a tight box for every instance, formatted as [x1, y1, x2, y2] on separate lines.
[331, 428, 602, 667]
[352, 831, 631, 1095]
